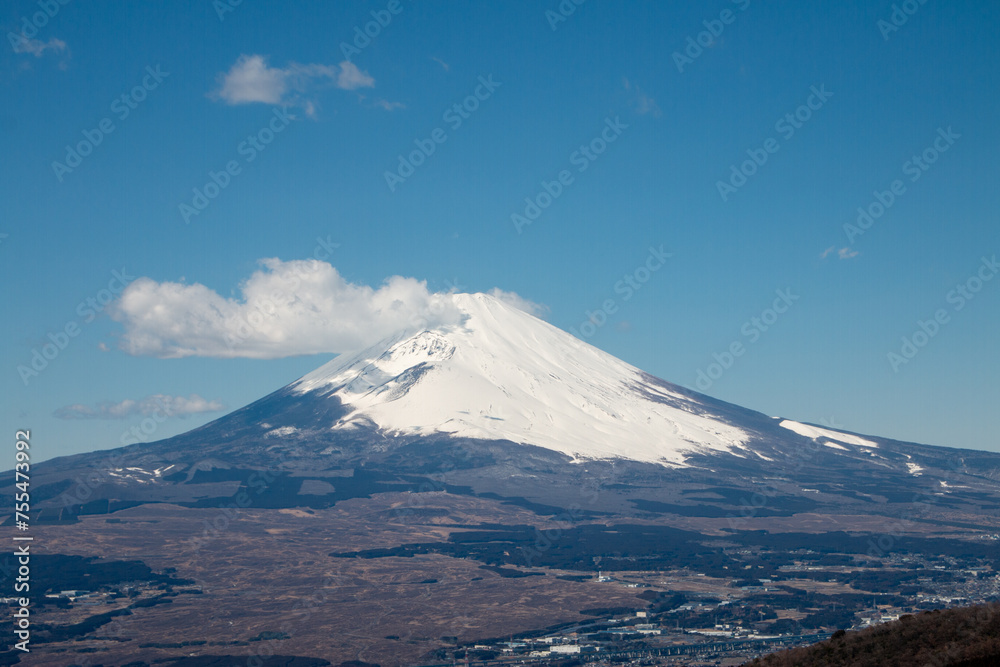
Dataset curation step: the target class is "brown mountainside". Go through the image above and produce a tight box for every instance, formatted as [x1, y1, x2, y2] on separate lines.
[746, 603, 1000, 667]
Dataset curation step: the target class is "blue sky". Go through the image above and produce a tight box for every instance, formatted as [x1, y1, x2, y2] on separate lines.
[3, 0, 998, 462]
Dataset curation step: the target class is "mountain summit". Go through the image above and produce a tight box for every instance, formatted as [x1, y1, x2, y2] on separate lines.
[290, 292, 750, 466]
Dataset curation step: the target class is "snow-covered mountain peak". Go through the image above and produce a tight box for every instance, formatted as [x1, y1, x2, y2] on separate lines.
[291, 292, 750, 466]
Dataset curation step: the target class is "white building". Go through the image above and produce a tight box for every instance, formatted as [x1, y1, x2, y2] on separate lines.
[550, 645, 581, 654]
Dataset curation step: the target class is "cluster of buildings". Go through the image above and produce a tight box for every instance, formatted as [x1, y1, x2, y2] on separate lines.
[468, 611, 662, 658]
[44, 589, 93, 601]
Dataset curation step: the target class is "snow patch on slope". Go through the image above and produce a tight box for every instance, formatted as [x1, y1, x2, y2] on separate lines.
[778, 420, 879, 449]
[266, 426, 299, 438]
[294, 293, 749, 466]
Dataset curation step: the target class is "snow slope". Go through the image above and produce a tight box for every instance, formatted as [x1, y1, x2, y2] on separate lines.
[293, 293, 749, 466]
[778, 419, 879, 449]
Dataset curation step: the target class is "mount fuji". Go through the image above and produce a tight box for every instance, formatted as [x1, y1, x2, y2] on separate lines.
[291, 292, 751, 467]
[13, 291, 1000, 522]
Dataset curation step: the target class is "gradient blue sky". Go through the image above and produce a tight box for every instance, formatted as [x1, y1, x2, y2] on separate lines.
[3, 0, 998, 462]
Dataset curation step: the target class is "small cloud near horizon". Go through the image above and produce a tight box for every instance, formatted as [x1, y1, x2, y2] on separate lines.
[55, 394, 225, 420]
[821, 245, 859, 260]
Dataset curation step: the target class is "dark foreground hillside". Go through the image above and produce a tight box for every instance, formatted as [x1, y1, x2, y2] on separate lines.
[745, 603, 1000, 667]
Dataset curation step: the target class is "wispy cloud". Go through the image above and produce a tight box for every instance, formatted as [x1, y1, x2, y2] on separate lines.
[372, 99, 405, 111]
[55, 394, 225, 420]
[11, 36, 67, 57]
[431, 56, 450, 71]
[821, 245, 859, 260]
[212, 54, 375, 112]
[336, 60, 374, 90]
[486, 288, 550, 318]
[623, 78, 661, 117]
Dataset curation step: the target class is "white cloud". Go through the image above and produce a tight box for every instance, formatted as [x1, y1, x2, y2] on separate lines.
[215, 54, 288, 104]
[623, 78, 661, 117]
[109, 259, 476, 359]
[213, 55, 375, 109]
[634, 91, 661, 117]
[373, 99, 405, 111]
[55, 394, 225, 420]
[487, 288, 550, 318]
[12, 36, 67, 57]
[109, 261, 545, 359]
[336, 60, 375, 90]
